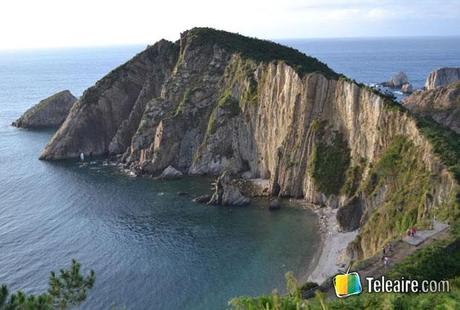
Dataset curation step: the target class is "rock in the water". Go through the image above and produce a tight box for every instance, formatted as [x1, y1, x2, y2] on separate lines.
[403, 81, 460, 133]
[12, 90, 77, 128]
[425, 67, 460, 90]
[192, 194, 211, 203]
[382, 72, 409, 88]
[268, 199, 281, 210]
[208, 171, 250, 206]
[159, 165, 183, 179]
[401, 83, 413, 94]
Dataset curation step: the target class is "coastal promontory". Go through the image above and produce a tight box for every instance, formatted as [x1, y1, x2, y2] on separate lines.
[39, 28, 460, 262]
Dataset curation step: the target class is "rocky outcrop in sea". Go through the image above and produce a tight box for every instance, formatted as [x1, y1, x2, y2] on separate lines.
[12, 90, 77, 128]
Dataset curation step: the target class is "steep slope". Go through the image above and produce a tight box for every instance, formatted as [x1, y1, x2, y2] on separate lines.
[40, 28, 460, 260]
[403, 82, 460, 133]
[40, 39, 179, 159]
[12, 90, 77, 128]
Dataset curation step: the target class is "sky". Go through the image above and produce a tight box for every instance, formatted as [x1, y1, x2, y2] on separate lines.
[0, 0, 459, 50]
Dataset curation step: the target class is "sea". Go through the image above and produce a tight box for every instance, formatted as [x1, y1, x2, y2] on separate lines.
[0, 37, 459, 309]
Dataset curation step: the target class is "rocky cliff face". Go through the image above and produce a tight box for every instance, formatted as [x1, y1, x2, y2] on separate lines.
[40, 40, 179, 159]
[403, 82, 460, 133]
[40, 28, 460, 260]
[425, 67, 460, 90]
[13, 90, 77, 128]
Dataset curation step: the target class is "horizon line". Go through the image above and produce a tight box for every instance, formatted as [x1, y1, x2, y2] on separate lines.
[1, 34, 459, 52]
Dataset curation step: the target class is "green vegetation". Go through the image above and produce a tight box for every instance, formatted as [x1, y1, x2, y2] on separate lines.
[174, 88, 193, 116]
[0, 260, 95, 310]
[308, 124, 350, 196]
[359, 136, 438, 255]
[341, 164, 364, 197]
[230, 266, 460, 309]
[186, 28, 338, 79]
[217, 90, 240, 116]
[416, 116, 460, 183]
[388, 238, 460, 282]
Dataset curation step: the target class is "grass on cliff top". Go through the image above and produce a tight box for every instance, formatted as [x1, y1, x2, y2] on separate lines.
[185, 27, 339, 79]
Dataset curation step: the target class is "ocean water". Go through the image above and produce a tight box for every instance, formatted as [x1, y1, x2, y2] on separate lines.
[0, 37, 459, 309]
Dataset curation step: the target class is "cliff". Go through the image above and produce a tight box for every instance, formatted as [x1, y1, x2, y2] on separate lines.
[40, 28, 460, 260]
[12, 90, 77, 128]
[425, 67, 460, 90]
[403, 82, 460, 133]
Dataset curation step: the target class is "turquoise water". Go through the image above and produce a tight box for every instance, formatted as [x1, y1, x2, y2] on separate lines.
[1, 37, 459, 309]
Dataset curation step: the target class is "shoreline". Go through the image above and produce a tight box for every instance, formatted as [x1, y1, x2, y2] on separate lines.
[303, 205, 358, 285]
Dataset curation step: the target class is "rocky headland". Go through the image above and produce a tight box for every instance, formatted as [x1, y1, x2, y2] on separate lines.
[12, 90, 77, 128]
[425, 67, 460, 90]
[403, 81, 460, 133]
[38, 28, 460, 267]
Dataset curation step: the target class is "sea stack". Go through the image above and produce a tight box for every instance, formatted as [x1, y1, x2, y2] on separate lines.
[12, 90, 77, 129]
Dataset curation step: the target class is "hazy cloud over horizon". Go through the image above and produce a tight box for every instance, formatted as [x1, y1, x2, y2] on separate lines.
[0, 0, 459, 49]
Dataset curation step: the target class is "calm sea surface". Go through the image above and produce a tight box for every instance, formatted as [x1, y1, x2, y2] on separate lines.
[0, 37, 459, 309]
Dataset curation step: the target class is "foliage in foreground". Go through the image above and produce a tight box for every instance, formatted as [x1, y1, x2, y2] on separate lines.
[230, 239, 460, 309]
[230, 273, 460, 310]
[0, 260, 95, 310]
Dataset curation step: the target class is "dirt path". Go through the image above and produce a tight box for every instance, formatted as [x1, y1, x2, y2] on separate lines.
[355, 224, 450, 285]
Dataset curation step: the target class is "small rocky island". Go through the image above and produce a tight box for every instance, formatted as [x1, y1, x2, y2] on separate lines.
[37, 28, 459, 267]
[12, 90, 77, 129]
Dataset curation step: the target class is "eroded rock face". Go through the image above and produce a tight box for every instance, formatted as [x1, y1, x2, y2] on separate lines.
[40, 40, 179, 160]
[403, 82, 460, 133]
[12, 90, 77, 128]
[159, 165, 183, 179]
[425, 67, 460, 90]
[208, 171, 250, 206]
[39, 28, 459, 259]
[382, 72, 409, 88]
[336, 196, 362, 232]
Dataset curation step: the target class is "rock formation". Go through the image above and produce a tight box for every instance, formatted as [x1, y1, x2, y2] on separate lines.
[381, 72, 413, 94]
[403, 82, 460, 133]
[208, 171, 250, 206]
[12, 90, 77, 128]
[425, 67, 460, 90]
[159, 165, 183, 179]
[39, 28, 460, 259]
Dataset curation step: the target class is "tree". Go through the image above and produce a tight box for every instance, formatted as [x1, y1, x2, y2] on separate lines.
[0, 260, 95, 310]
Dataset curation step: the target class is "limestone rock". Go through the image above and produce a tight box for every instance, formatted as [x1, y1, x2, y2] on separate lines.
[425, 67, 460, 90]
[336, 196, 362, 232]
[208, 171, 250, 206]
[12, 90, 76, 128]
[192, 195, 211, 204]
[382, 72, 409, 88]
[159, 165, 183, 179]
[403, 81, 460, 133]
[401, 83, 413, 94]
